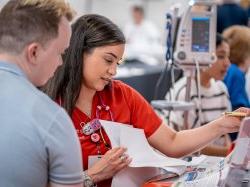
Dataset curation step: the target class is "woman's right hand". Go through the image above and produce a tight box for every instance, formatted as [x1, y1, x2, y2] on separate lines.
[86, 147, 132, 183]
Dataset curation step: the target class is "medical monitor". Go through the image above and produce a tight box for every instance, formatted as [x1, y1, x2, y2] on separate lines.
[174, 4, 217, 68]
[191, 17, 210, 52]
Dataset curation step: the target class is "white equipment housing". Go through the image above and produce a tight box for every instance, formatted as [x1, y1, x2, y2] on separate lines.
[174, 0, 217, 68]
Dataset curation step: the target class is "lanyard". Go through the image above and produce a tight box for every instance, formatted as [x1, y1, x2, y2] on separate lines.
[82, 94, 113, 135]
[96, 94, 114, 121]
[59, 94, 114, 136]
[89, 94, 113, 152]
[59, 94, 112, 152]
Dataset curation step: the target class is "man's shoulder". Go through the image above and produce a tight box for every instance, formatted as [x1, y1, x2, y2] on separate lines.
[18, 79, 60, 113]
[0, 73, 65, 124]
[30, 89, 69, 130]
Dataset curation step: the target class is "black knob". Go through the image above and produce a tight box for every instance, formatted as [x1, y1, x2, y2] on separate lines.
[177, 51, 186, 60]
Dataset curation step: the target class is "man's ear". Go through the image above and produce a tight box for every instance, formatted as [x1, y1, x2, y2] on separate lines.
[26, 43, 40, 65]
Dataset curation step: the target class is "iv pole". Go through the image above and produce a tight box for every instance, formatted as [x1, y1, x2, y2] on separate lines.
[152, 0, 217, 131]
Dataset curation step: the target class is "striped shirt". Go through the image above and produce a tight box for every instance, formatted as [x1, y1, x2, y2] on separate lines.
[166, 77, 231, 129]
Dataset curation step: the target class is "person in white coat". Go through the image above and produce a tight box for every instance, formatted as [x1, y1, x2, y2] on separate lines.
[123, 5, 165, 65]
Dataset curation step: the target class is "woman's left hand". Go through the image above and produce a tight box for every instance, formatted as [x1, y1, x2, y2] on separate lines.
[235, 107, 250, 116]
[86, 147, 132, 183]
[215, 107, 250, 135]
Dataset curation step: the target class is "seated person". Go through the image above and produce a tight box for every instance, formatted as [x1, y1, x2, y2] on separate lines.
[44, 14, 247, 187]
[223, 26, 250, 111]
[223, 25, 250, 140]
[123, 5, 165, 65]
[166, 34, 232, 156]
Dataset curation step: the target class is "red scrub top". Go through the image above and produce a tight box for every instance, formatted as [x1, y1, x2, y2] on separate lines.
[71, 80, 162, 186]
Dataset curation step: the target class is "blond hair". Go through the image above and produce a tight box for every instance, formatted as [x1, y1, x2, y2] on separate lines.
[223, 26, 250, 65]
[240, 0, 250, 9]
[20, 0, 75, 21]
[0, 0, 75, 54]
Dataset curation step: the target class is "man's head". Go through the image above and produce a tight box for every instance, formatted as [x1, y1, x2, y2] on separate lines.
[132, 5, 144, 25]
[0, 0, 75, 86]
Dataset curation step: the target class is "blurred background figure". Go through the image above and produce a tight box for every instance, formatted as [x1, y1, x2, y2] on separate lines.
[217, 0, 248, 33]
[123, 5, 165, 65]
[240, 0, 250, 25]
[223, 25, 250, 140]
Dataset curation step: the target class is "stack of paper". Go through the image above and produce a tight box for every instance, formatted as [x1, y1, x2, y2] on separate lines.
[100, 120, 200, 187]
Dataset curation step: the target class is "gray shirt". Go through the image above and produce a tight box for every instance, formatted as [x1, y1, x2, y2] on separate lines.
[0, 61, 83, 187]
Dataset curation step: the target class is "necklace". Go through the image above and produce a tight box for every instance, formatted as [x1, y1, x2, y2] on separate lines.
[76, 101, 92, 118]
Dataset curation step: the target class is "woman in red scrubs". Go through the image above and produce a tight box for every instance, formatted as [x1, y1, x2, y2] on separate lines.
[44, 14, 248, 187]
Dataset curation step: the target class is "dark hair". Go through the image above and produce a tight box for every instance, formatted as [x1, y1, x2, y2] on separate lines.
[132, 5, 144, 15]
[43, 14, 125, 115]
[0, 0, 74, 54]
[216, 33, 228, 48]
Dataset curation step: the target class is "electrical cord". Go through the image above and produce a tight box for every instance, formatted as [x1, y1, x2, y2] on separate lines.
[194, 59, 202, 128]
[154, 13, 173, 100]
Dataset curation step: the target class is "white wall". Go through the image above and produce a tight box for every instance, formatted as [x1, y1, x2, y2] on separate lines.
[68, 0, 189, 42]
[0, 0, 189, 27]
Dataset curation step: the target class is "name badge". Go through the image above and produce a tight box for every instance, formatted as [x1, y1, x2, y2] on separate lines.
[88, 155, 103, 168]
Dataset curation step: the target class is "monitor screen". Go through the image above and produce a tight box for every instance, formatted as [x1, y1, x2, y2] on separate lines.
[191, 17, 210, 52]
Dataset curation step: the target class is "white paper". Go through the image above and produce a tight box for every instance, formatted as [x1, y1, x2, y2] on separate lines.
[99, 120, 126, 148]
[162, 166, 187, 176]
[172, 158, 230, 187]
[231, 138, 249, 165]
[230, 117, 250, 168]
[119, 124, 189, 167]
[174, 173, 220, 187]
[100, 120, 189, 168]
[100, 120, 190, 187]
[111, 167, 161, 187]
[188, 155, 207, 166]
[88, 155, 102, 168]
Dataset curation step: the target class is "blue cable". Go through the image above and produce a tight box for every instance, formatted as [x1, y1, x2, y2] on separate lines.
[166, 13, 172, 62]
